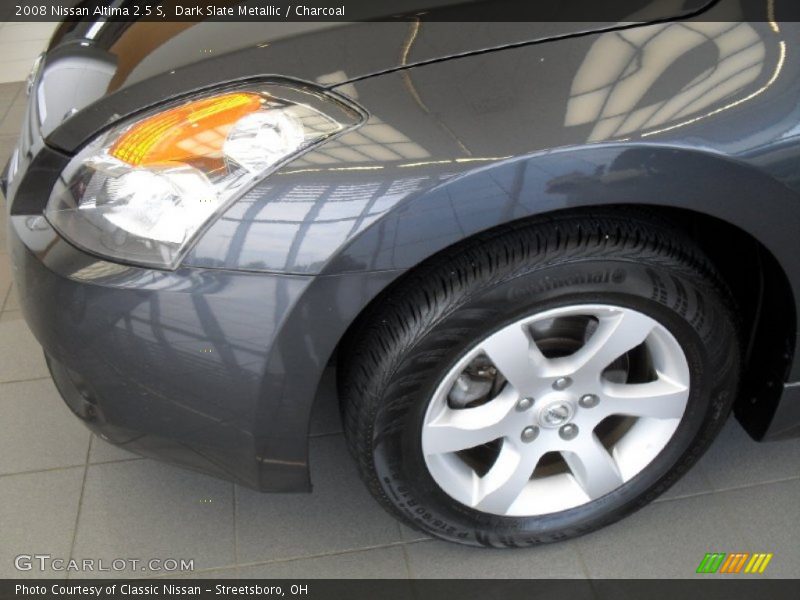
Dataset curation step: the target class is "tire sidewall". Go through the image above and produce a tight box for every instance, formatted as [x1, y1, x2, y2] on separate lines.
[371, 257, 737, 546]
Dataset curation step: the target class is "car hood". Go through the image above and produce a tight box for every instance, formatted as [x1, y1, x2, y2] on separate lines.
[37, 0, 715, 152]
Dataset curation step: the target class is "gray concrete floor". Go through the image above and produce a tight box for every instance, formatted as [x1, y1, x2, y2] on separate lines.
[1, 80, 799, 579]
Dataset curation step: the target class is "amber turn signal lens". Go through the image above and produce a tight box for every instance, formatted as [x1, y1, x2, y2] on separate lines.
[109, 92, 263, 166]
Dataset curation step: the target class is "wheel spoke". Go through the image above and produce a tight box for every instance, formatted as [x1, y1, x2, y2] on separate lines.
[600, 376, 689, 420]
[554, 310, 655, 379]
[473, 440, 543, 514]
[479, 324, 545, 394]
[562, 434, 624, 500]
[422, 388, 516, 455]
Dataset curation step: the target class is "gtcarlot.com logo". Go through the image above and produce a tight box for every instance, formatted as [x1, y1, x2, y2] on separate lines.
[696, 552, 773, 574]
[14, 554, 194, 573]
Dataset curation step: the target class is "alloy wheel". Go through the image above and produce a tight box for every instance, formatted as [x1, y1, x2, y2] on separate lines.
[421, 304, 691, 516]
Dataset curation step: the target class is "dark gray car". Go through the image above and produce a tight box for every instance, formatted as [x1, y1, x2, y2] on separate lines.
[4, 0, 800, 547]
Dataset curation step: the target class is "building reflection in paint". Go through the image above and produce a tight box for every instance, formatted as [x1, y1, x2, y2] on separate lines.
[566, 22, 774, 141]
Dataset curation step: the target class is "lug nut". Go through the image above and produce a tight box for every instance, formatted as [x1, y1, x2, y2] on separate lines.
[579, 394, 599, 409]
[559, 423, 579, 440]
[553, 377, 572, 390]
[516, 397, 534, 412]
[520, 426, 539, 443]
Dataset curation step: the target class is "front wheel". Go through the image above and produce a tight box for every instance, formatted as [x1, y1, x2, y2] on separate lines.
[341, 212, 740, 547]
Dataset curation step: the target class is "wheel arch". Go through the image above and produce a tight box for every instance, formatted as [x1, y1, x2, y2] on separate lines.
[313, 144, 799, 449]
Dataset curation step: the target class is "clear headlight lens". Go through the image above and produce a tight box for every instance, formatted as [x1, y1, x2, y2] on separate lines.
[45, 83, 362, 269]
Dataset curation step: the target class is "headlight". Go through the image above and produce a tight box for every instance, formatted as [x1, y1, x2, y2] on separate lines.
[45, 83, 363, 269]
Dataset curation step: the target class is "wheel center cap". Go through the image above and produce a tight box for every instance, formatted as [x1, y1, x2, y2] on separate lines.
[537, 401, 575, 428]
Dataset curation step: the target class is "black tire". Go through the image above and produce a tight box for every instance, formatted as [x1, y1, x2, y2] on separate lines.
[340, 211, 740, 547]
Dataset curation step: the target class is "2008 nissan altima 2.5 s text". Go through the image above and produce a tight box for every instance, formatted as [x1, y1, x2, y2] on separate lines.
[4, 0, 800, 547]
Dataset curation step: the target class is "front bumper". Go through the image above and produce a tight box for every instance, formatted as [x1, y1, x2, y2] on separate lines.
[9, 214, 317, 490]
[3, 54, 404, 491]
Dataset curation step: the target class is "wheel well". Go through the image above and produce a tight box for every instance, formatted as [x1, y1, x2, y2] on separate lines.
[638, 206, 795, 440]
[317, 204, 795, 441]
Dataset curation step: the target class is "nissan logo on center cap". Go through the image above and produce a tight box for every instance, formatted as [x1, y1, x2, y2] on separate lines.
[544, 405, 570, 426]
[538, 401, 576, 428]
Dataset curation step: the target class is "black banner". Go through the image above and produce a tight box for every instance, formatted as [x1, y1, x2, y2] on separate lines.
[0, 0, 797, 23]
[1, 580, 800, 600]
